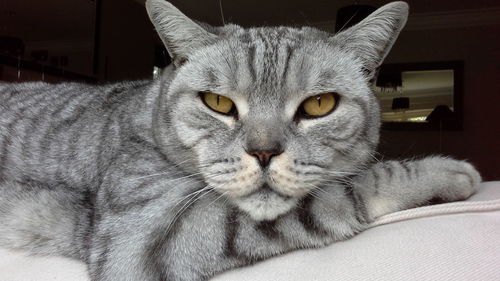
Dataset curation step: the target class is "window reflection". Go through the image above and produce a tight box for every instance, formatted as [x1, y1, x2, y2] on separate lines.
[375, 70, 454, 123]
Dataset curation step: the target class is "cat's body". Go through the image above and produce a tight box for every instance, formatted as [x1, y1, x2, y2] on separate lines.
[0, 1, 481, 281]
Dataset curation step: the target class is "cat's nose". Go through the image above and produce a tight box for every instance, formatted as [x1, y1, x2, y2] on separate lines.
[247, 149, 283, 168]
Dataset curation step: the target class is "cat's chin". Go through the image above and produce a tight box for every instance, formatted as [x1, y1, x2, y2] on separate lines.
[232, 188, 298, 221]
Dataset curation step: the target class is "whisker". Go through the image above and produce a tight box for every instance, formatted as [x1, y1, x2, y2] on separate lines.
[125, 168, 224, 183]
[308, 189, 335, 206]
[164, 186, 214, 237]
[205, 190, 229, 209]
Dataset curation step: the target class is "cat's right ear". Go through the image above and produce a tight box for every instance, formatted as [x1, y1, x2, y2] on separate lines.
[146, 0, 218, 66]
[331, 2, 409, 81]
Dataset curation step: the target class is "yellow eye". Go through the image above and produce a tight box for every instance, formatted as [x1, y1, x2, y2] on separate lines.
[300, 92, 338, 117]
[201, 92, 236, 115]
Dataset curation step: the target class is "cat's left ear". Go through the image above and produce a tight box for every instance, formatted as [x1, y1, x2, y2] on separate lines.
[332, 1, 409, 80]
[146, 0, 218, 66]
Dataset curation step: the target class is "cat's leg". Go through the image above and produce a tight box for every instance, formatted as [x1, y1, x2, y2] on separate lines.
[85, 148, 231, 281]
[87, 214, 161, 281]
[352, 156, 482, 220]
[86, 189, 238, 281]
[0, 180, 89, 259]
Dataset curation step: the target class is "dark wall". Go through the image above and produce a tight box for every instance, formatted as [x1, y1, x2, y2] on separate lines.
[381, 24, 500, 180]
[95, 0, 158, 81]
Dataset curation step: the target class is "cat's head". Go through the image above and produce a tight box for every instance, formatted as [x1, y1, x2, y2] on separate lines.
[146, 0, 408, 221]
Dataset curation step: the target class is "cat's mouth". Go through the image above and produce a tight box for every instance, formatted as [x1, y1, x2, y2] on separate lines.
[248, 183, 293, 199]
[231, 183, 299, 221]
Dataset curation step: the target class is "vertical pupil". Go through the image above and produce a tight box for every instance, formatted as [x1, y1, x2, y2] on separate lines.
[216, 95, 220, 106]
[316, 95, 322, 107]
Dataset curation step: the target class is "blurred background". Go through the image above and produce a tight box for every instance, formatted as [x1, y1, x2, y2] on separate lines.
[1, 0, 499, 180]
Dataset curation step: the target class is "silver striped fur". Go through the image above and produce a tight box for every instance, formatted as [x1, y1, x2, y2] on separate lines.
[0, 1, 481, 280]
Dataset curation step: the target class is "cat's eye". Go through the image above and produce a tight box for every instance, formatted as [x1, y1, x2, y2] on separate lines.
[298, 92, 338, 118]
[200, 92, 237, 116]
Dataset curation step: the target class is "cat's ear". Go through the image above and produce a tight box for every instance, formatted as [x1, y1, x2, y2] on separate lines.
[332, 1, 409, 80]
[146, 0, 218, 66]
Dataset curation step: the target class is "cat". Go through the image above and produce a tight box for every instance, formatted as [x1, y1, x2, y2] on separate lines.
[0, 0, 481, 280]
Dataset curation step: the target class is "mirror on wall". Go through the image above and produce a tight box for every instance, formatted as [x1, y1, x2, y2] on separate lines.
[374, 61, 463, 130]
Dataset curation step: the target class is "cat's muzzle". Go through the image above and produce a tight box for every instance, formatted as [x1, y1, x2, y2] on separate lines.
[232, 183, 299, 221]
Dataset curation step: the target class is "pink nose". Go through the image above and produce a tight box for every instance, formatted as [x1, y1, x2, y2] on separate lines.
[248, 150, 282, 168]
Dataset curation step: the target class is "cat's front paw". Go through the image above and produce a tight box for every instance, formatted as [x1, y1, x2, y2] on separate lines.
[423, 157, 482, 202]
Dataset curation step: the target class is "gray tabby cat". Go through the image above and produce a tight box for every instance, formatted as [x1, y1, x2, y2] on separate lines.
[0, 0, 481, 280]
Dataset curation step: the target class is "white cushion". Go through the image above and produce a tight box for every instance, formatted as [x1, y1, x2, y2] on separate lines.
[1, 182, 499, 281]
